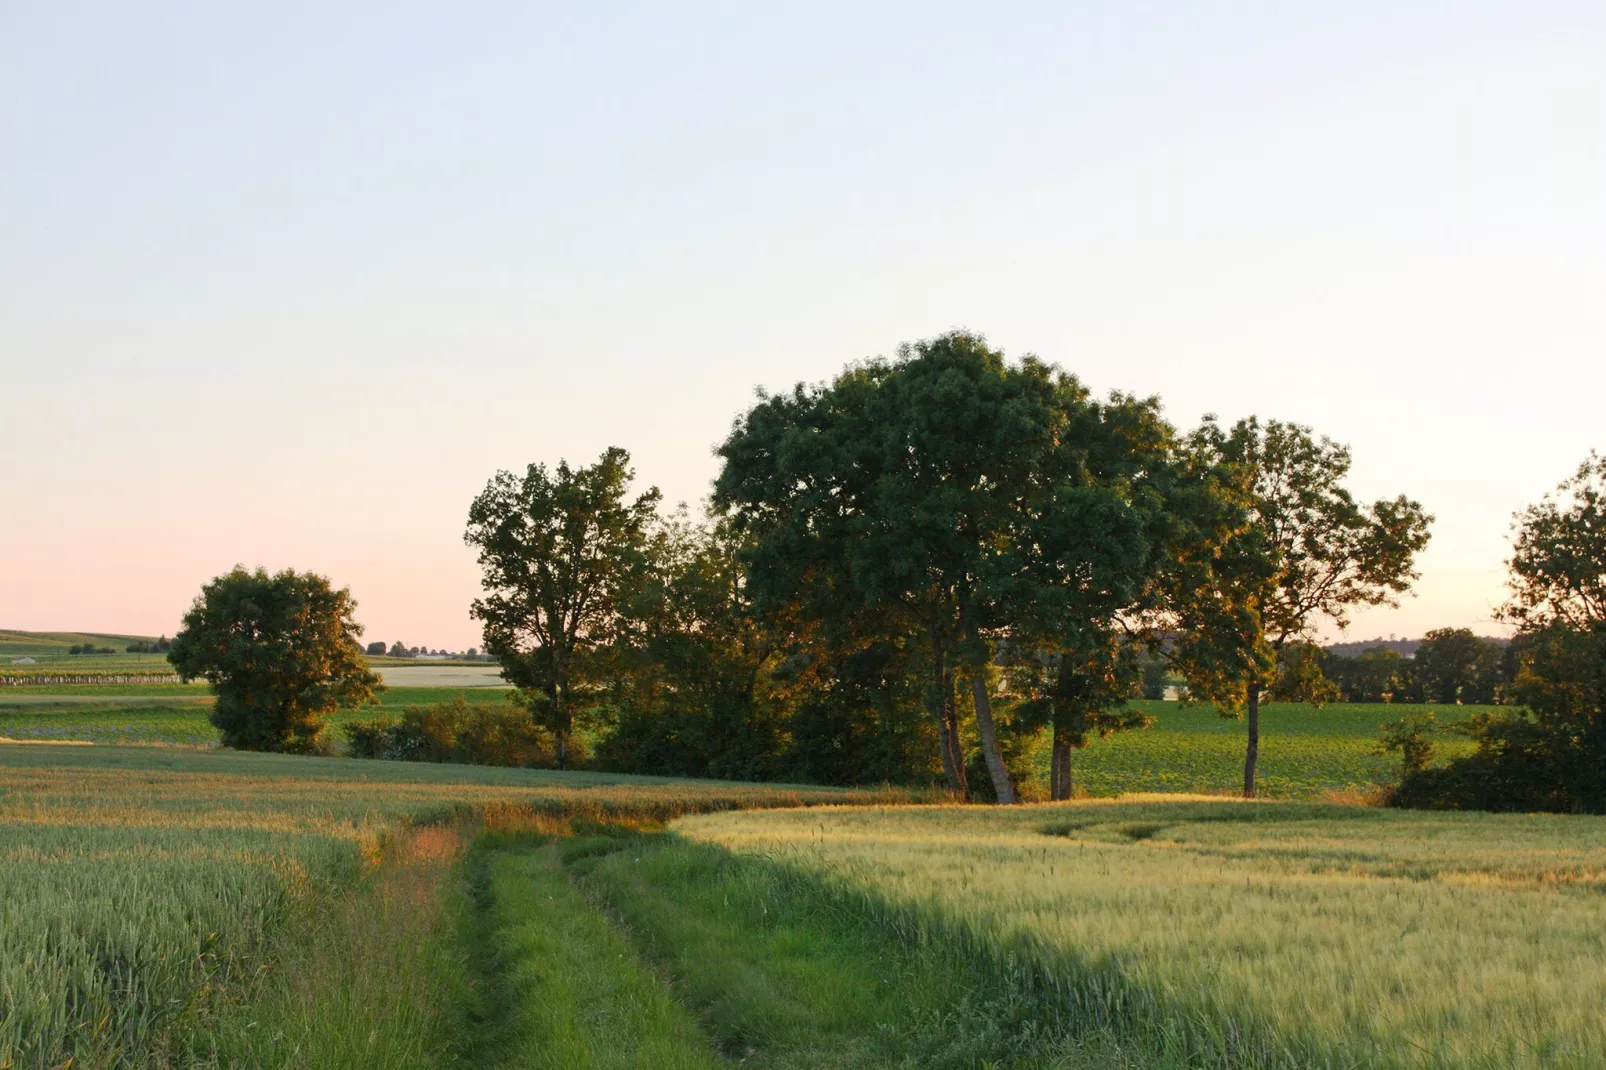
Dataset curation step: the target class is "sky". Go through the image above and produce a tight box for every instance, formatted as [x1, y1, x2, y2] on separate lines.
[3, 2, 1603, 649]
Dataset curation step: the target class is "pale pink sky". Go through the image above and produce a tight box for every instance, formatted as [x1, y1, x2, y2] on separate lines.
[4, 3, 1602, 648]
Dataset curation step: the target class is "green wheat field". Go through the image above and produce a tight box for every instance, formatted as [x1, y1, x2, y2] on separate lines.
[2, 670, 1599, 1068]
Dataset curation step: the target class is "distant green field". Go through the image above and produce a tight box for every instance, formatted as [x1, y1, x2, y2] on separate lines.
[0, 690, 521, 746]
[1047, 700, 1485, 799]
[0, 629, 160, 657]
[0, 685, 1482, 797]
[0, 681, 203, 697]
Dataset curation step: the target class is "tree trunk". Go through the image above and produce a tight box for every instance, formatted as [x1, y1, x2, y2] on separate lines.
[944, 670, 968, 798]
[1050, 724, 1072, 801]
[1242, 681, 1260, 799]
[935, 707, 960, 796]
[551, 681, 570, 771]
[929, 633, 965, 797]
[970, 669, 1016, 804]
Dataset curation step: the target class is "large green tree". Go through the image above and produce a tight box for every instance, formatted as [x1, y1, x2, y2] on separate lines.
[168, 566, 380, 752]
[465, 447, 660, 768]
[717, 333, 1074, 800]
[716, 331, 1182, 803]
[1003, 389, 1187, 800]
[1170, 417, 1431, 797]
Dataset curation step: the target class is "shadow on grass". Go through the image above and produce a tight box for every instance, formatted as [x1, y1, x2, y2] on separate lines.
[567, 829, 1349, 1070]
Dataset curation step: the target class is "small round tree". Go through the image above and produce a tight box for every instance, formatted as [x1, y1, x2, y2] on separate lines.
[168, 566, 380, 752]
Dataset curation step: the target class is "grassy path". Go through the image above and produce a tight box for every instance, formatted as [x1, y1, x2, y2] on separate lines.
[581, 835, 1168, 1067]
[460, 839, 717, 1069]
[455, 823, 1158, 1069]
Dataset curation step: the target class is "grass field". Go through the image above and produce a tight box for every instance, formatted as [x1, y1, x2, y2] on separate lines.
[0, 668, 1573, 1068]
[0, 629, 159, 658]
[0, 691, 1482, 799]
[0, 685, 511, 745]
[0, 743, 912, 1067]
[677, 800, 1606, 1068]
[369, 664, 511, 688]
[5, 723, 1602, 1067]
[1035, 700, 1484, 799]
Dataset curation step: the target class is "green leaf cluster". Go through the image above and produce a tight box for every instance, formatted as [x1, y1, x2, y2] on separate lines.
[465, 447, 661, 768]
[714, 331, 1186, 802]
[167, 566, 379, 752]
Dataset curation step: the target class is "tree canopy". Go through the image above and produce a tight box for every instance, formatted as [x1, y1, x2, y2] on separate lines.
[168, 566, 379, 752]
[1169, 417, 1432, 797]
[465, 447, 661, 768]
[1412, 627, 1503, 704]
[715, 330, 1189, 802]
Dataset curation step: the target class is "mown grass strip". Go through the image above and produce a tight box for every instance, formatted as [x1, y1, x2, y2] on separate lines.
[462, 837, 717, 1069]
[574, 834, 1167, 1069]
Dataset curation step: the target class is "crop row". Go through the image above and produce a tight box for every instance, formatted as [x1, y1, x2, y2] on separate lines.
[0, 670, 181, 686]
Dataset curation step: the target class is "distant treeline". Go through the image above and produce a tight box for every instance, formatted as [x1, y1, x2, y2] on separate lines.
[363, 640, 488, 659]
[1290, 629, 1513, 705]
[1323, 635, 1505, 660]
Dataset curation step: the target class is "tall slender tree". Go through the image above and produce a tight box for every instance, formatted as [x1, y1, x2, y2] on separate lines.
[1170, 417, 1431, 797]
[465, 447, 660, 768]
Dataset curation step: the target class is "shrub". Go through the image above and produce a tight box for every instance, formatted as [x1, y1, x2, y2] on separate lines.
[342, 696, 554, 767]
[342, 716, 395, 759]
[1389, 625, 1606, 812]
[1377, 711, 1439, 779]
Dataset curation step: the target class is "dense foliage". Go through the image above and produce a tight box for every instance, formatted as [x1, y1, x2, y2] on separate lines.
[465, 447, 661, 768]
[1167, 417, 1432, 796]
[1391, 455, 1606, 812]
[167, 566, 379, 752]
[344, 695, 553, 766]
[711, 332, 1186, 801]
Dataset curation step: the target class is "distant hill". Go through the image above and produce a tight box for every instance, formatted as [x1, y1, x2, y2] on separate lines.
[0, 630, 159, 657]
[1324, 635, 1509, 659]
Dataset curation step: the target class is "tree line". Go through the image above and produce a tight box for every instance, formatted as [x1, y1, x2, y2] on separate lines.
[1260, 628, 1509, 706]
[165, 332, 1603, 811]
[362, 640, 484, 658]
[464, 333, 1430, 801]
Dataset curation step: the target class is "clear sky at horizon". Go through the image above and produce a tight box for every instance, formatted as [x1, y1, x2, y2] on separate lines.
[4, 2, 1603, 649]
